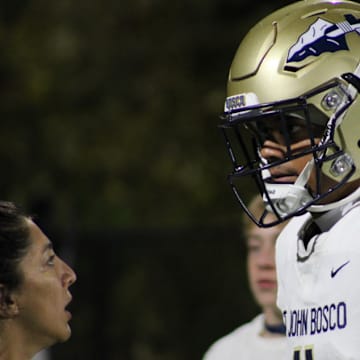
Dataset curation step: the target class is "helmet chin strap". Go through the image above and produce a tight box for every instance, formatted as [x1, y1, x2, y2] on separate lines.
[309, 186, 360, 213]
[262, 159, 314, 217]
[262, 157, 360, 216]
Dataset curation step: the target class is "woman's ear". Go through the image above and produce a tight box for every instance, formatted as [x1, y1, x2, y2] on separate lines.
[0, 285, 19, 318]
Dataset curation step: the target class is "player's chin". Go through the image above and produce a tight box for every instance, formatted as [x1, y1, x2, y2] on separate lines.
[258, 289, 277, 299]
[254, 289, 276, 303]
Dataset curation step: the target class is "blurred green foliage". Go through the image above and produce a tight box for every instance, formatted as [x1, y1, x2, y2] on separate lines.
[0, 0, 292, 230]
[0, 0, 294, 359]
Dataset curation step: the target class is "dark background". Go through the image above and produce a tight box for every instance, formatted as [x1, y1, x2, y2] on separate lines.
[0, 0, 294, 359]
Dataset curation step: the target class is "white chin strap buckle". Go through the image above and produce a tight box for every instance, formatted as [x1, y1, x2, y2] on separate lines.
[262, 160, 314, 217]
[263, 183, 313, 216]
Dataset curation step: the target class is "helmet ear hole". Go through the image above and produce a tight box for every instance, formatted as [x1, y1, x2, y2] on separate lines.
[357, 140, 360, 148]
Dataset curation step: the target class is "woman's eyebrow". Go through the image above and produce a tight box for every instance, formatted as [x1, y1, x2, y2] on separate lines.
[42, 241, 54, 253]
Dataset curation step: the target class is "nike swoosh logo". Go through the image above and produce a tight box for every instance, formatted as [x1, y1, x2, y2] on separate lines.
[331, 260, 350, 278]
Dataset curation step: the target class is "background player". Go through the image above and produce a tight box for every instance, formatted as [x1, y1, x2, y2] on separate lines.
[203, 195, 286, 360]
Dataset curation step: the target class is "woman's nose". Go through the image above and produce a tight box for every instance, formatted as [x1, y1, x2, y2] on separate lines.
[61, 259, 77, 287]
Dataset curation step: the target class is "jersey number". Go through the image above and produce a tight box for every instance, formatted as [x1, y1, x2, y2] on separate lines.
[293, 346, 313, 360]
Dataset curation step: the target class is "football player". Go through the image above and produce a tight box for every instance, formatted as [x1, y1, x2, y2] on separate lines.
[203, 195, 286, 360]
[219, 0, 360, 359]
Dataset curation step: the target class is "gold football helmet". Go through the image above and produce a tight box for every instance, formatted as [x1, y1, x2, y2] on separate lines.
[220, 0, 360, 226]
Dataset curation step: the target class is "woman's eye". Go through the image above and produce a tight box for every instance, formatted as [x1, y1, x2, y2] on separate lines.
[47, 254, 56, 266]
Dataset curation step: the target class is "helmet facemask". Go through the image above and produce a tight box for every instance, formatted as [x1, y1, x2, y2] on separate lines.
[220, 75, 358, 227]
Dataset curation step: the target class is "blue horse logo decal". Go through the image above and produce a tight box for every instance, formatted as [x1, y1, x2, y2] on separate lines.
[287, 14, 360, 63]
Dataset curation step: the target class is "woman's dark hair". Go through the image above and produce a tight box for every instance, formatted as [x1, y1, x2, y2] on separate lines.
[0, 201, 30, 291]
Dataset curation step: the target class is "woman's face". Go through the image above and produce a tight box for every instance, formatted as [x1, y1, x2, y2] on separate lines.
[13, 219, 76, 347]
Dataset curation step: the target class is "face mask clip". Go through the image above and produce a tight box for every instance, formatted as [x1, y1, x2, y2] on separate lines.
[341, 73, 360, 93]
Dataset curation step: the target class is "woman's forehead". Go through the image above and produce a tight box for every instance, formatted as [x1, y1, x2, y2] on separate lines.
[26, 220, 52, 252]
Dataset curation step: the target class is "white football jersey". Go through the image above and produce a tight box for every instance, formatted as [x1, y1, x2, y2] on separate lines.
[203, 314, 286, 360]
[276, 203, 360, 359]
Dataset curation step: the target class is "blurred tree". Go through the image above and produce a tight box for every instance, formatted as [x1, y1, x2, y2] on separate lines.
[0, 0, 294, 231]
[0, 0, 295, 359]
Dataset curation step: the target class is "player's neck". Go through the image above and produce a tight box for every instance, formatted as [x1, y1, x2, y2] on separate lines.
[263, 305, 282, 325]
[261, 306, 285, 337]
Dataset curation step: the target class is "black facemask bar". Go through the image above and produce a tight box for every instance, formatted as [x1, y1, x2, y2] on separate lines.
[219, 75, 358, 227]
